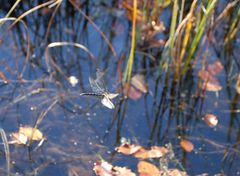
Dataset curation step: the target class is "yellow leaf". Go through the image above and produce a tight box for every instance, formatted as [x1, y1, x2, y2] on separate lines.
[19, 126, 43, 141]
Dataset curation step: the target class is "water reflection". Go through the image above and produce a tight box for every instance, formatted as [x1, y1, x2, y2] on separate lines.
[0, 0, 239, 175]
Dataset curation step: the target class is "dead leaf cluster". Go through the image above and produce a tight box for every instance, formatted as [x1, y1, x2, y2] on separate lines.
[124, 74, 148, 100]
[93, 160, 187, 176]
[116, 143, 168, 159]
[10, 126, 45, 145]
[198, 60, 223, 92]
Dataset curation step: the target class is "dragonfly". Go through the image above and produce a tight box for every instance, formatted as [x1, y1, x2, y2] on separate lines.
[80, 69, 119, 109]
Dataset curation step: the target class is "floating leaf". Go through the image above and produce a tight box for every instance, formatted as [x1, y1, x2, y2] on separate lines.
[124, 84, 142, 100]
[198, 70, 219, 84]
[235, 74, 240, 94]
[198, 64, 222, 92]
[180, 139, 194, 152]
[134, 146, 168, 159]
[138, 161, 160, 176]
[19, 126, 44, 141]
[131, 74, 148, 93]
[114, 166, 136, 176]
[10, 132, 28, 145]
[93, 160, 113, 176]
[201, 81, 222, 92]
[203, 113, 218, 127]
[207, 60, 223, 76]
[93, 160, 136, 176]
[168, 169, 187, 176]
[116, 143, 142, 155]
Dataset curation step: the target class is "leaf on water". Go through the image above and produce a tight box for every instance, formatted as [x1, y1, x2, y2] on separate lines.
[201, 81, 222, 92]
[19, 126, 44, 141]
[10, 132, 28, 145]
[124, 84, 142, 100]
[93, 160, 113, 176]
[203, 113, 218, 127]
[207, 60, 223, 76]
[168, 169, 187, 176]
[198, 70, 219, 84]
[198, 70, 222, 92]
[235, 74, 240, 94]
[131, 74, 148, 93]
[180, 139, 194, 152]
[137, 161, 160, 176]
[116, 143, 142, 155]
[114, 166, 136, 176]
[93, 160, 136, 176]
[134, 146, 168, 159]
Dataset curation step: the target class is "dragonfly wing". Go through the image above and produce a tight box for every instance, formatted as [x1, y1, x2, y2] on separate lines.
[89, 77, 105, 93]
[101, 96, 115, 109]
[95, 70, 107, 91]
[107, 93, 119, 99]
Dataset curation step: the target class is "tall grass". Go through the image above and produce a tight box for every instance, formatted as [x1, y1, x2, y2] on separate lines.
[123, 0, 137, 84]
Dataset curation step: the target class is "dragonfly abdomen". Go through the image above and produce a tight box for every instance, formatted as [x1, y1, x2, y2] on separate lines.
[80, 92, 103, 97]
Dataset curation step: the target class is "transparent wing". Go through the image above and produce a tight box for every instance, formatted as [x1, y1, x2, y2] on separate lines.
[89, 77, 105, 94]
[89, 69, 107, 93]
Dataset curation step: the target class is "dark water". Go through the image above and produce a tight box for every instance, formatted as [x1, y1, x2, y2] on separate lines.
[0, 1, 239, 175]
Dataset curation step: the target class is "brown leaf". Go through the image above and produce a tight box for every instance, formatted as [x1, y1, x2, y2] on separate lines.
[168, 169, 187, 176]
[137, 161, 160, 176]
[235, 74, 240, 94]
[116, 143, 142, 155]
[207, 60, 223, 75]
[134, 146, 168, 159]
[203, 113, 218, 127]
[10, 132, 28, 145]
[201, 81, 222, 92]
[131, 74, 148, 93]
[180, 139, 194, 152]
[198, 70, 219, 85]
[93, 160, 136, 176]
[124, 84, 142, 100]
[113, 166, 136, 176]
[19, 126, 44, 141]
[93, 160, 113, 176]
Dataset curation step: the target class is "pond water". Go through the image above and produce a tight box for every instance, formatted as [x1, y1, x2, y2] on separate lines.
[0, 1, 239, 176]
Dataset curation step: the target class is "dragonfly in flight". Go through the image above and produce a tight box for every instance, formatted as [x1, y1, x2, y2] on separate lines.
[80, 69, 118, 109]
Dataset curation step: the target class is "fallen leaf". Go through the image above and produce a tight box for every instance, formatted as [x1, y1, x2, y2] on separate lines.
[113, 166, 136, 176]
[235, 74, 240, 94]
[207, 60, 223, 75]
[168, 169, 187, 176]
[198, 70, 219, 84]
[201, 81, 222, 92]
[93, 160, 136, 176]
[124, 84, 142, 100]
[19, 126, 44, 141]
[93, 160, 113, 176]
[134, 146, 168, 159]
[180, 139, 194, 152]
[131, 74, 148, 93]
[137, 161, 160, 176]
[10, 132, 28, 145]
[116, 143, 142, 155]
[203, 113, 218, 127]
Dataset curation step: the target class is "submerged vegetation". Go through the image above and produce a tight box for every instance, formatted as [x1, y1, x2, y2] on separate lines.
[0, 0, 239, 175]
